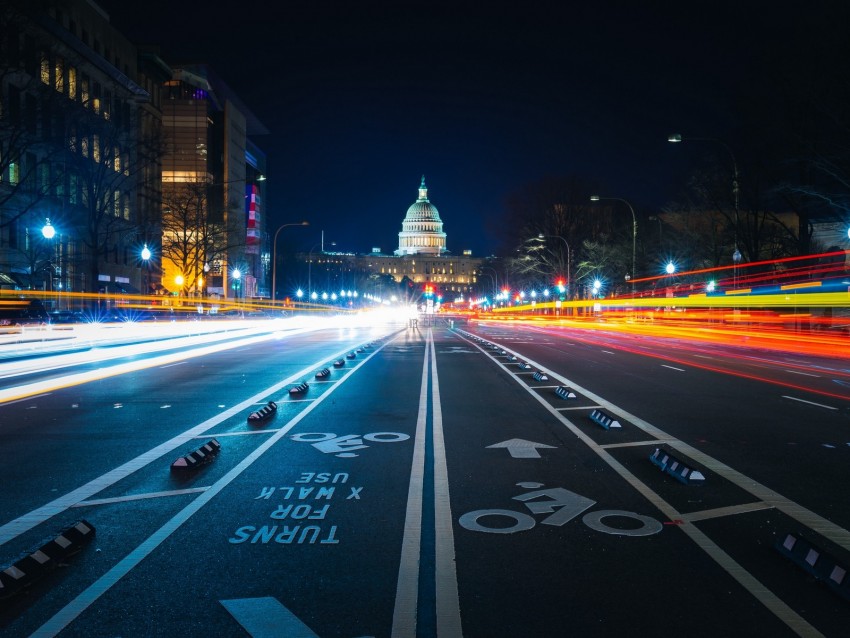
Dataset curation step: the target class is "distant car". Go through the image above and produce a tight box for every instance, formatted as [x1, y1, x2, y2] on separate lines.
[0, 299, 50, 326]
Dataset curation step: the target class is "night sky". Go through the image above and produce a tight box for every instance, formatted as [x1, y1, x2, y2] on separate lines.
[100, 1, 849, 257]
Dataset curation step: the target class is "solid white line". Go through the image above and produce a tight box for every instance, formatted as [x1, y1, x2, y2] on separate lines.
[783, 369, 820, 377]
[781, 395, 837, 410]
[0, 392, 51, 405]
[391, 332, 428, 638]
[430, 329, 463, 637]
[682, 502, 775, 523]
[159, 361, 187, 368]
[601, 350, 615, 354]
[33, 337, 392, 637]
[661, 364, 685, 372]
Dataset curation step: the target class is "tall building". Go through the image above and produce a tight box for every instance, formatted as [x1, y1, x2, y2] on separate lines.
[0, 0, 164, 298]
[396, 176, 447, 255]
[160, 64, 268, 299]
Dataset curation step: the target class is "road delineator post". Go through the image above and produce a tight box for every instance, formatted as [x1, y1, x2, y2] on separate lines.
[533, 371, 549, 381]
[171, 439, 221, 470]
[247, 401, 277, 423]
[0, 520, 95, 600]
[289, 381, 309, 395]
[346, 352, 356, 359]
[588, 408, 621, 429]
[648, 447, 706, 485]
[775, 532, 850, 601]
[333, 359, 345, 368]
[555, 386, 577, 400]
[315, 368, 330, 379]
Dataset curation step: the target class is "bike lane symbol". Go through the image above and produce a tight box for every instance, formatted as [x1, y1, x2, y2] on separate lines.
[459, 482, 662, 537]
[290, 432, 410, 458]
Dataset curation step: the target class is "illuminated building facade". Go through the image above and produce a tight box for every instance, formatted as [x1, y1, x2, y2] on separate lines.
[161, 65, 268, 299]
[293, 177, 483, 301]
[396, 176, 447, 255]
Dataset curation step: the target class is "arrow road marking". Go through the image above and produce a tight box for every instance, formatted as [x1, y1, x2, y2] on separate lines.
[487, 438, 556, 458]
[220, 597, 318, 638]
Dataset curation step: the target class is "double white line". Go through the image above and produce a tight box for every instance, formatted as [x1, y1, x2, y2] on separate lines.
[392, 328, 463, 637]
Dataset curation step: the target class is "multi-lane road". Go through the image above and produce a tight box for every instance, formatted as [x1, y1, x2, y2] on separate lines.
[0, 315, 848, 637]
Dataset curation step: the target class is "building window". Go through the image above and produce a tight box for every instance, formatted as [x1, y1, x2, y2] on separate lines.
[40, 52, 50, 84]
[54, 57, 64, 93]
[81, 74, 89, 106]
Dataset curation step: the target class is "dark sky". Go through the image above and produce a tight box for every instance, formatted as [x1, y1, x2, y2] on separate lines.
[99, 0, 848, 256]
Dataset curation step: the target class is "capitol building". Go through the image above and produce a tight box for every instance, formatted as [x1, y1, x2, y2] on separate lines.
[296, 177, 485, 301]
[395, 176, 447, 255]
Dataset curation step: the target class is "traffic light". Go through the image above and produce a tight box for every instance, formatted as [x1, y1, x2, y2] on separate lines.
[424, 284, 434, 297]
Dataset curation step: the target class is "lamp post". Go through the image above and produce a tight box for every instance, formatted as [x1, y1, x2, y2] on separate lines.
[668, 134, 740, 285]
[590, 196, 637, 296]
[141, 244, 152, 297]
[271, 221, 309, 303]
[536, 233, 571, 299]
[232, 268, 242, 303]
[41, 219, 59, 299]
[307, 239, 335, 297]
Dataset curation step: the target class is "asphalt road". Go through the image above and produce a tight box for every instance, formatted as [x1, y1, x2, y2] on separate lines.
[0, 316, 848, 637]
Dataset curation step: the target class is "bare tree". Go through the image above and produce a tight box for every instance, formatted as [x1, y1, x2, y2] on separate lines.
[160, 180, 244, 295]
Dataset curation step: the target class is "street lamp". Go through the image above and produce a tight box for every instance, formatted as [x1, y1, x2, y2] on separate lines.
[668, 133, 740, 282]
[271, 221, 309, 303]
[232, 268, 242, 302]
[590, 196, 637, 296]
[41, 219, 59, 295]
[307, 239, 336, 296]
[537, 233, 571, 299]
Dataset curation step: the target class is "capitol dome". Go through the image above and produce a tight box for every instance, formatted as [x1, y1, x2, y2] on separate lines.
[395, 176, 447, 255]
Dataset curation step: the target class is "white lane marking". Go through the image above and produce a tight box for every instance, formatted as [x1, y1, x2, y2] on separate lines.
[0, 393, 51, 405]
[392, 331, 428, 637]
[601, 350, 615, 354]
[220, 597, 319, 638]
[783, 369, 820, 377]
[72, 488, 209, 507]
[487, 438, 556, 458]
[33, 336, 392, 636]
[0, 339, 374, 548]
[682, 502, 775, 523]
[430, 329, 463, 637]
[160, 361, 187, 368]
[782, 395, 838, 410]
[661, 364, 685, 372]
[458, 329, 826, 636]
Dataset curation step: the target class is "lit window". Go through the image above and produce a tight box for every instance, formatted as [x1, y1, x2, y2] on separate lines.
[40, 53, 49, 84]
[68, 67, 76, 99]
[54, 57, 64, 93]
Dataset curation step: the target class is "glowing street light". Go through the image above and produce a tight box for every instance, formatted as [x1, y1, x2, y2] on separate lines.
[271, 221, 310, 303]
[41, 218, 56, 239]
[665, 262, 676, 275]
